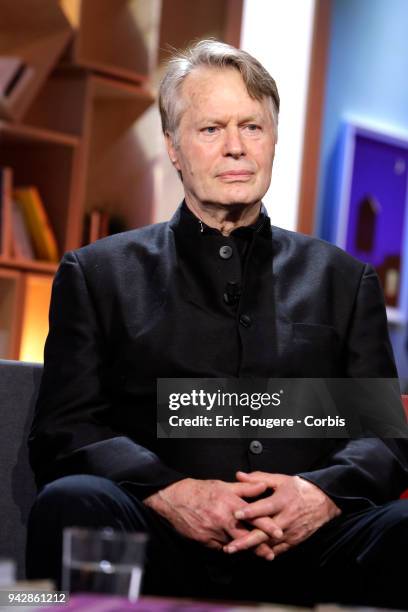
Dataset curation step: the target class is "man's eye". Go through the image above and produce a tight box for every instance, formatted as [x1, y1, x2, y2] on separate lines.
[202, 127, 218, 134]
[245, 124, 261, 131]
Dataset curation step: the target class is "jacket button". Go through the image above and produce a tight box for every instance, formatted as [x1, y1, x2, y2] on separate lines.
[249, 440, 263, 454]
[239, 314, 252, 328]
[219, 245, 233, 259]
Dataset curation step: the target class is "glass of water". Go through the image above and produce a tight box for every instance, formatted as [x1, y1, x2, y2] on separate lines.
[62, 527, 147, 601]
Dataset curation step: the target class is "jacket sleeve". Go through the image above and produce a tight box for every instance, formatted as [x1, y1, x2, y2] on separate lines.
[297, 264, 408, 511]
[28, 250, 186, 498]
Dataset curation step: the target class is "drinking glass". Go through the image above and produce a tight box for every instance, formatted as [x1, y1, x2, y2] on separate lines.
[62, 527, 147, 601]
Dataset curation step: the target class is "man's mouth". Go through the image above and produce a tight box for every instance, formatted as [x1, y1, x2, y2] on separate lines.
[218, 170, 254, 179]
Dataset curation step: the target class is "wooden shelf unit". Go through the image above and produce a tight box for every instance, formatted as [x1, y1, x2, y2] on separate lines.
[0, 0, 243, 362]
[0, 121, 80, 258]
[0, 0, 73, 121]
[0, 258, 58, 275]
[59, 0, 161, 84]
[82, 74, 155, 234]
[0, 268, 24, 360]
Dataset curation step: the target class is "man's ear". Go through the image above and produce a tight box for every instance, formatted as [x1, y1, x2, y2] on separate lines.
[165, 132, 181, 171]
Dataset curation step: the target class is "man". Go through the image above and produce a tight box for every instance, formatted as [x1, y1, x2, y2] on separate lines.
[27, 40, 408, 608]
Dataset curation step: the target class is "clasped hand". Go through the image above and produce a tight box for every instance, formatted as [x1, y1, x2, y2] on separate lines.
[144, 471, 341, 561]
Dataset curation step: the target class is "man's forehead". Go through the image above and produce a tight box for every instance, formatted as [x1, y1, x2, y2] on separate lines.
[180, 66, 269, 118]
[194, 110, 267, 125]
[181, 65, 245, 95]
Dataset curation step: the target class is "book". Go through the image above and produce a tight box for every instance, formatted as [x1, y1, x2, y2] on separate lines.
[10, 199, 35, 259]
[82, 209, 118, 245]
[0, 166, 13, 257]
[13, 186, 59, 262]
[89, 209, 103, 243]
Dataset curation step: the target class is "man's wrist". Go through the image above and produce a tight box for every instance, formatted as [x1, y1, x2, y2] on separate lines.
[295, 476, 342, 518]
[143, 477, 193, 513]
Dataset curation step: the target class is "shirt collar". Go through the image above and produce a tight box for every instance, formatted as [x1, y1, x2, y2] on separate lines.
[169, 200, 271, 240]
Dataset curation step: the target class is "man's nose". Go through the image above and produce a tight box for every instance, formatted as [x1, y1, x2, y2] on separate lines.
[223, 127, 246, 158]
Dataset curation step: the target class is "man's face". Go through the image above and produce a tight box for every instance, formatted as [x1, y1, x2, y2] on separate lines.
[166, 67, 276, 209]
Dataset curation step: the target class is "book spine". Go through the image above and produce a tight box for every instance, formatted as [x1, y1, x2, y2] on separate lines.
[13, 187, 59, 262]
[0, 166, 13, 258]
[10, 199, 35, 259]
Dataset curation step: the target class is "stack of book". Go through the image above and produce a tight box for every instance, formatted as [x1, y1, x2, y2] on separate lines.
[0, 165, 59, 262]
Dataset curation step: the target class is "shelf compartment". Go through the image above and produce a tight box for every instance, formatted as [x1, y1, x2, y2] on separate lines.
[19, 273, 53, 363]
[59, 0, 161, 83]
[0, 123, 79, 259]
[0, 0, 73, 121]
[80, 74, 155, 239]
[22, 67, 89, 137]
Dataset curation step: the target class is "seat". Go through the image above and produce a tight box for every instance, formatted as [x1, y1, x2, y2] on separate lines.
[0, 359, 407, 578]
[400, 395, 408, 500]
[0, 359, 40, 578]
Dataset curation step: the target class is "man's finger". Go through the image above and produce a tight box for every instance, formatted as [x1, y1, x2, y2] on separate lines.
[251, 515, 284, 540]
[229, 480, 267, 496]
[254, 542, 275, 560]
[207, 539, 224, 550]
[236, 470, 283, 488]
[236, 470, 264, 479]
[227, 524, 253, 541]
[223, 528, 268, 554]
[234, 495, 281, 521]
[227, 519, 275, 561]
[271, 542, 291, 556]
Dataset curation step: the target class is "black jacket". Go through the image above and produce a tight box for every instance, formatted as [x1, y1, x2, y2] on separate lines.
[29, 202, 408, 509]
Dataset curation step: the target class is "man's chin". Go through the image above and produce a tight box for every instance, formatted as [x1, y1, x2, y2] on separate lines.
[202, 198, 260, 208]
[204, 191, 262, 207]
[218, 184, 266, 207]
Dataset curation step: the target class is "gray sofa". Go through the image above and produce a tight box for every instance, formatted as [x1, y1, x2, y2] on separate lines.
[0, 359, 42, 579]
[1, 358, 408, 582]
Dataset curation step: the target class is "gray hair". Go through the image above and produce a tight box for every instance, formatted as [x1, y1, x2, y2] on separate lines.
[159, 39, 280, 145]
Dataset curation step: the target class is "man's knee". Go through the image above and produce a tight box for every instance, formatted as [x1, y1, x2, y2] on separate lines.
[37, 474, 114, 500]
[29, 474, 149, 534]
[32, 475, 117, 520]
[380, 498, 408, 523]
[357, 499, 408, 567]
[370, 498, 408, 538]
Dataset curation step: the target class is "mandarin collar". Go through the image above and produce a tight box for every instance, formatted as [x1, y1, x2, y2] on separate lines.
[169, 200, 271, 240]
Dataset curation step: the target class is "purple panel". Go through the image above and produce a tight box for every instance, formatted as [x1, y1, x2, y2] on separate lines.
[346, 134, 408, 268]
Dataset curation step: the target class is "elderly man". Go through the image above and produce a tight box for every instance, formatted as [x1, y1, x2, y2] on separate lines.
[27, 40, 408, 608]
